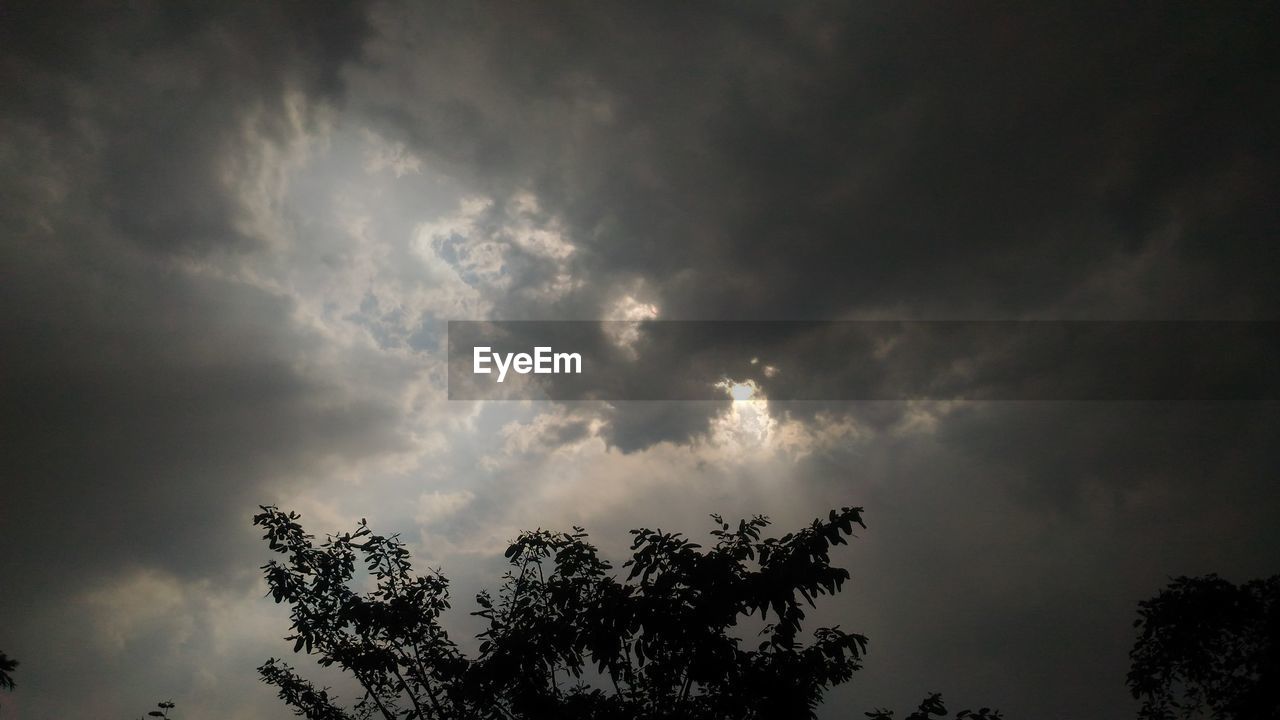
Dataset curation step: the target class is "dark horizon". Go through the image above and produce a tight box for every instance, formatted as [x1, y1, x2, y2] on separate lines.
[2, 2, 1278, 718]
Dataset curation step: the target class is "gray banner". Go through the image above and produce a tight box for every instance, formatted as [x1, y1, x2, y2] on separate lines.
[447, 321, 1280, 401]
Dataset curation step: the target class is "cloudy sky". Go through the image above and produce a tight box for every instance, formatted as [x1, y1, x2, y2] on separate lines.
[2, 2, 1278, 718]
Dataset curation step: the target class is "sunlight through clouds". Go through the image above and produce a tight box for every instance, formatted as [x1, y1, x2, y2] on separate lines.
[5, 3, 1278, 718]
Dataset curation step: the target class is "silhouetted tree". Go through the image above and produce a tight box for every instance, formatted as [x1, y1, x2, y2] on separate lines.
[0, 651, 14, 716]
[0, 651, 16, 700]
[256, 505, 996, 720]
[865, 692, 1002, 719]
[139, 700, 176, 719]
[1128, 574, 1280, 720]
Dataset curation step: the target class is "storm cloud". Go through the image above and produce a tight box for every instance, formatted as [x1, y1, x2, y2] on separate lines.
[2, 2, 1277, 718]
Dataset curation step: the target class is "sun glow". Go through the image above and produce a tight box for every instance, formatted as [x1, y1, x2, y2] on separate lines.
[710, 378, 775, 448]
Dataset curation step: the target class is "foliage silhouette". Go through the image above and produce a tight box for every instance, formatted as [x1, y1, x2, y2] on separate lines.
[254, 504, 966, 719]
[139, 700, 176, 719]
[0, 651, 15, 694]
[0, 650, 15, 714]
[0, 651, 16, 712]
[1128, 574, 1279, 720]
[865, 692, 1001, 719]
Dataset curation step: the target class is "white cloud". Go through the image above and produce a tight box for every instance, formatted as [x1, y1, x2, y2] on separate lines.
[415, 489, 476, 526]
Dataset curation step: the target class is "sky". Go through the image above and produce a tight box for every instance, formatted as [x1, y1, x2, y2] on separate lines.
[1, 2, 1278, 718]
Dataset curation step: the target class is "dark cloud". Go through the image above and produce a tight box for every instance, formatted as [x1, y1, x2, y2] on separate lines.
[3, 2, 1279, 719]
[358, 5, 1279, 716]
[0, 0, 387, 711]
[359, 0, 1279, 448]
[358, 1, 1278, 319]
[1, 244, 401, 587]
[816, 401, 1280, 716]
[2, 0, 370, 250]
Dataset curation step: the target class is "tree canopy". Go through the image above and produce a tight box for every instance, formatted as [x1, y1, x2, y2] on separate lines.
[0, 650, 16, 713]
[254, 505, 878, 719]
[12, 513, 1278, 719]
[0, 651, 16, 694]
[1128, 574, 1279, 720]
